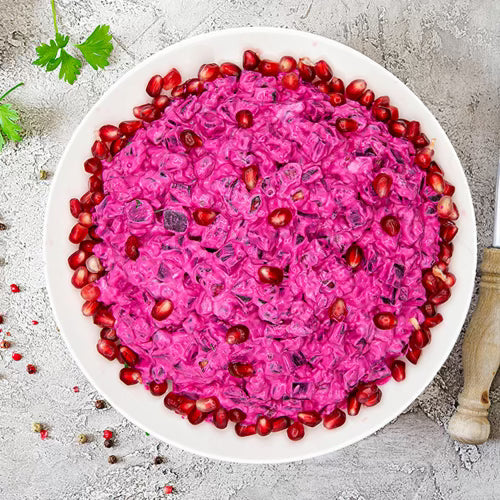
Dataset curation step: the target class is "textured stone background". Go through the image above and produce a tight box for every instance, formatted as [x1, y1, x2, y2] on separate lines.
[0, 0, 499, 499]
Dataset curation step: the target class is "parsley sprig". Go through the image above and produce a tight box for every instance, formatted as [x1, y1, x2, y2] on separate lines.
[33, 0, 113, 84]
[0, 83, 24, 152]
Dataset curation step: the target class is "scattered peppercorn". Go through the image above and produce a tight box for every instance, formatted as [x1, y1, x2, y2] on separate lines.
[39, 169, 48, 180]
[40, 429, 48, 440]
[103, 439, 113, 448]
[95, 399, 106, 409]
[73, 386, 79, 393]
[108, 455, 117, 464]
[154, 456, 163, 465]
[10, 284, 20, 293]
[78, 434, 88, 444]
[26, 364, 37, 374]
[12, 352, 22, 361]
[0, 340, 10, 349]
[0, 223, 6, 231]
[103, 429, 113, 440]
[32, 320, 39, 325]
[32, 422, 42, 433]
[163, 485, 173, 495]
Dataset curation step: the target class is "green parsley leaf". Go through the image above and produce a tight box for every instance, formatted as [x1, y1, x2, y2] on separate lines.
[75, 25, 113, 70]
[58, 49, 82, 84]
[0, 83, 23, 152]
[55, 33, 70, 48]
[33, 39, 60, 67]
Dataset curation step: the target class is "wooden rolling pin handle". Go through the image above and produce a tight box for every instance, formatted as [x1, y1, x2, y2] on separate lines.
[448, 247, 500, 444]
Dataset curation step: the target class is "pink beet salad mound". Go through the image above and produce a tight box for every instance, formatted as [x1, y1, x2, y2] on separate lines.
[68, 55, 459, 438]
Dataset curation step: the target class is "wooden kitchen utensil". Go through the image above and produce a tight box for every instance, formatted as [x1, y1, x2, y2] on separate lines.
[448, 162, 500, 444]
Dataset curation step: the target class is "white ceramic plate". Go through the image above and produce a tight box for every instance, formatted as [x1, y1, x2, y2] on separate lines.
[44, 27, 477, 463]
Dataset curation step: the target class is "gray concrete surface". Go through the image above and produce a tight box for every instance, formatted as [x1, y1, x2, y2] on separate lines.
[0, 0, 499, 498]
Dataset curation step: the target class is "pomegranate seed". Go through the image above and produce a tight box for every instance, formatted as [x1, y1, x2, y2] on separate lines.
[88, 225, 101, 241]
[359, 89, 375, 108]
[437, 196, 454, 219]
[163, 68, 181, 90]
[297, 58, 315, 82]
[100, 328, 117, 343]
[27, 364, 37, 374]
[228, 362, 254, 378]
[220, 62, 241, 77]
[268, 208, 293, 228]
[32, 320, 38, 325]
[71, 266, 89, 288]
[421, 301, 436, 317]
[91, 140, 109, 160]
[356, 383, 378, 403]
[429, 286, 451, 305]
[345, 79, 367, 100]
[150, 381, 167, 397]
[175, 396, 195, 415]
[97, 338, 117, 361]
[314, 81, 331, 93]
[345, 244, 363, 270]
[12, 352, 22, 361]
[410, 327, 431, 350]
[387, 106, 399, 121]
[242, 165, 259, 190]
[422, 271, 441, 294]
[10, 283, 20, 293]
[372, 173, 393, 198]
[329, 92, 346, 107]
[258, 265, 284, 285]
[374, 96, 390, 107]
[164, 392, 182, 411]
[414, 133, 430, 149]
[133, 104, 160, 122]
[380, 215, 400, 236]
[236, 109, 253, 128]
[80, 191, 94, 209]
[99, 125, 121, 142]
[79, 240, 96, 253]
[287, 421, 305, 441]
[390, 360, 406, 381]
[69, 223, 88, 244]
[163, 485, 173, 495]
[119, 367, 141, 385]
[78, 212, 93, 228]
[271, 416, 291, 432]
[119, 345, 139, 366]
[335, 117, 358, 133]
[68, 250, 87, 270]
[93, 308, 115, 328]
[374, 312, 397, 329]
[314, 59, 333, 81]
[185, 78, 204, 96]
[427, 172, 445, 193]
[180, 129, 202, 149]
[329, 77, 344, 93]
[40, 430, 48, 440]
[442, 182, 455, 197]
[81, 283, 100, 301]
[323, 408, 346, 429]
[415, 146, 434, 169]
[151, 95, 170, 112]
[88, 175, 103, 193]
[214, 407, 229, 429]
[82, 300, 99, 316]
[85, 255, 103, 273]
[347, 393, 361, 416]
[171, 83, 187, 99]
[405, 121, 420, 142]
[193, 208, 217, 226]
[372, 106, 391, 122]
[329, 297, 347, 322]
[103, 429, 113, 440]
[364, 388, 382, 407]
[151, 299, 173, 321]
[226, 324, 250, 345]
[279, 55, 297, 73]
[297, 410, 321, 427]
[196, 396, 220, 413]
[188, 407, 206, 425]
[119, 120, 142, 136]
[70, 198, 83, 218]
[258, 60, 279, 77]
[235, 423, 256, 437]
[228, 408, 246, 423]
[438, 241, 453, 264]
[256, 415, 272, 436]
[110, 138, 128, 156]
[198, 63, 220, 82]
[388, 120, 407, 137]
[423, 313, 443, 328]
[145, 74, 163, 97]
[125, 234, 141, 260]
[243, 50, 260, 70]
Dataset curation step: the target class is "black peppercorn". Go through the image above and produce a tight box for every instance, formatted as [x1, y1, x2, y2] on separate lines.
[108, 455, 117, 464]
[103, 439, 113, 448]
